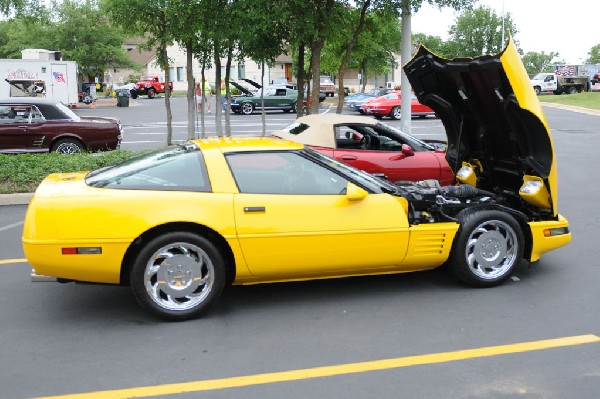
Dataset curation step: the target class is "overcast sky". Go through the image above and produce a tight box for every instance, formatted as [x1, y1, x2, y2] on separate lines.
[411, 0, 597, 64]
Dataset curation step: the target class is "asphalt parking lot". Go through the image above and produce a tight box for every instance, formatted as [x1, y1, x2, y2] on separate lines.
[1, 100, 599, 398]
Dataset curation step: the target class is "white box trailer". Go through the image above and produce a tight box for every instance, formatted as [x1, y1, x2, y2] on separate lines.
[0, 59, 79, 107]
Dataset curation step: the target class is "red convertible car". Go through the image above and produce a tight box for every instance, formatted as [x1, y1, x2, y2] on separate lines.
[272, 114, 453, 184]
[361, 91, 435, 120]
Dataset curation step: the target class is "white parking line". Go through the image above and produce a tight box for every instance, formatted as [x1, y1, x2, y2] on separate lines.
[0, 221, 24, 232]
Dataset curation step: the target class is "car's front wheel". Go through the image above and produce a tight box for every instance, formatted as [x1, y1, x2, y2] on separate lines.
[51, 138, 85, 154]
[130, 232, 226, 321]
[390, 106, 401, 120]
[449, 210, 523, 287]
[241, 102, 254, 115]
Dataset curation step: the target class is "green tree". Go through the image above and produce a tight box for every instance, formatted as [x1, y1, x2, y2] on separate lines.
[586, 44, 600, 64]
[412, 33, 448, 56]
[0, 16, 53, 58]
[522, 51, 559, 75]
[103, 0, 177, 145]
[446, 5, 518, 57]
[51, 0, 134, 82]
[235, 0, 290, 134]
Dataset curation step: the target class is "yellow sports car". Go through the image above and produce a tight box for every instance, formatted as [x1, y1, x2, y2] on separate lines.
[22, 41, 571, 320]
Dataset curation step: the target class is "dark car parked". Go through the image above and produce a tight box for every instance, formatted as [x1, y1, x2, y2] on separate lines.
[0, 98, 123, 154]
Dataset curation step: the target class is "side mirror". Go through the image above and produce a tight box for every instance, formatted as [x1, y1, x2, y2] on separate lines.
[345, 182, 368, 201]
[401, 144, 414, 156]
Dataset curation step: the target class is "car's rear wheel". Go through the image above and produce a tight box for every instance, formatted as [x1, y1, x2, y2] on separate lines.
[534, 86, 541, 95]
[241, 102, 254, 115]
[147, 88, 156, 99]
[390, 106, 401, 120]
[51, 138, 85, 154]
[130, 232, 226, 321]
[449, 210, 523, 287]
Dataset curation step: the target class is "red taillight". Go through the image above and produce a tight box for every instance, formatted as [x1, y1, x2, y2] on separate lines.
[61, 247, 102, 255]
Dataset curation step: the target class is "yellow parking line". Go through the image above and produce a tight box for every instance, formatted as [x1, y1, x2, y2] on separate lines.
[0, 258, 27, 265]
[35, 334, 600, 399]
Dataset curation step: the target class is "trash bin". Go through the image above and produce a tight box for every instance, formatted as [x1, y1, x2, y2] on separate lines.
[116, 89, 129, 107]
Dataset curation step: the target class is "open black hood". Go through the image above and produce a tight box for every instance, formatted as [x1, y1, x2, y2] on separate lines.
[403, 40, 558, 213]
[229, 81, 253, 95]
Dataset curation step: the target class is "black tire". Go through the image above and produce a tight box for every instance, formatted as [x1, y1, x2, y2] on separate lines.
[289, 102, 297, 113]
[390, 106, 401, 120]
[534, 86, 541, 95]
[241, 102, 254, 115]
[448, 210, 524, 287]
[567, 86, 577, 94]
[130, 232, 226, 321]
[51, 138, 85, 154]
[130, 91, 138, 99]
[147, 88, 156, 99]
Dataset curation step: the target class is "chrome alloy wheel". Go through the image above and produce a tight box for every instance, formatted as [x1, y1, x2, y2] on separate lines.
[143, 242, 214, 311]
[465, 220, 518, 280]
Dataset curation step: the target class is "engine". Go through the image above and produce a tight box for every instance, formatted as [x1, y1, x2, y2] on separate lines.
[394, 180, 498, 224]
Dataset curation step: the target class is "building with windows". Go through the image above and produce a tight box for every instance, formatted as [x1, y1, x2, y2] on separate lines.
[113, 40, 402, 94]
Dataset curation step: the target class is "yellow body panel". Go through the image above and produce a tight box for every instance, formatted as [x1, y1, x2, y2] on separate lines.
[528, 215, 571, 262]
[233, 193, 411, 281]
[23, 173, 243, 283]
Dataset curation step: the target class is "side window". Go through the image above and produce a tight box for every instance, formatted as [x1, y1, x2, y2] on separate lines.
[227, 151, 348, 195]
[0, 106, 17, 124]
[4, 105, 34, 123]
[275, 89, 286, 96]
[335, 125, 362, 149]
[86, 145, 211, 192]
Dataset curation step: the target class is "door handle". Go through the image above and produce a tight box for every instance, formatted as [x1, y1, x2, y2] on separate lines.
[339, 155, 357, 161]
[244, 206, 265, 213]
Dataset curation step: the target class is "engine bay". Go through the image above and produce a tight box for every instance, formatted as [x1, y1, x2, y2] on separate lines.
[394, 179, 551, 225]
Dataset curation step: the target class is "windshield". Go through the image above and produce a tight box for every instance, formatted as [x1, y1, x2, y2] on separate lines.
[303, 147, 397, 194]
[532, 73, 547, 80]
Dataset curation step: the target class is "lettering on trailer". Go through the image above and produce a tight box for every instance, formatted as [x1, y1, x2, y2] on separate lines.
[6, 69, 38, 79]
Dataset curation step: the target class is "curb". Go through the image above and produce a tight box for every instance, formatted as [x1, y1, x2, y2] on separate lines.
[540, 102, 600, 116]
[0, 193, 34, 206]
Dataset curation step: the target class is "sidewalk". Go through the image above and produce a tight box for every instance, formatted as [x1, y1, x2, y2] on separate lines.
[0, 192, 33, 206]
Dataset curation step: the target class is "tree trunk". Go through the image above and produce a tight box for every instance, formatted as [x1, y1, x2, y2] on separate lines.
[162, 42, 173, 146]
[296, 43, 305, 118]
[224, 47, 233, 136]
[260, 61, 266, 136]
[185, 40, 195, 140]
[200, 63, 207, 138]
[336, 0, 371, 114]
[310, 0, 335, 115]
[214, 44, 223, 137]
[309, 39, 325, 115]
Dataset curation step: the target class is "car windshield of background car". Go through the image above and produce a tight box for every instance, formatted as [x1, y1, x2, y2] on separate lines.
[376, 123, 436, 151]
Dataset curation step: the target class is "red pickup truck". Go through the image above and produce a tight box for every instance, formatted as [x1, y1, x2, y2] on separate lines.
[130, 75, 173, 99]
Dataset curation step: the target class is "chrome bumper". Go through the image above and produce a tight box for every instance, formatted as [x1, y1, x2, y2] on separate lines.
[31, 269, 57, 282]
